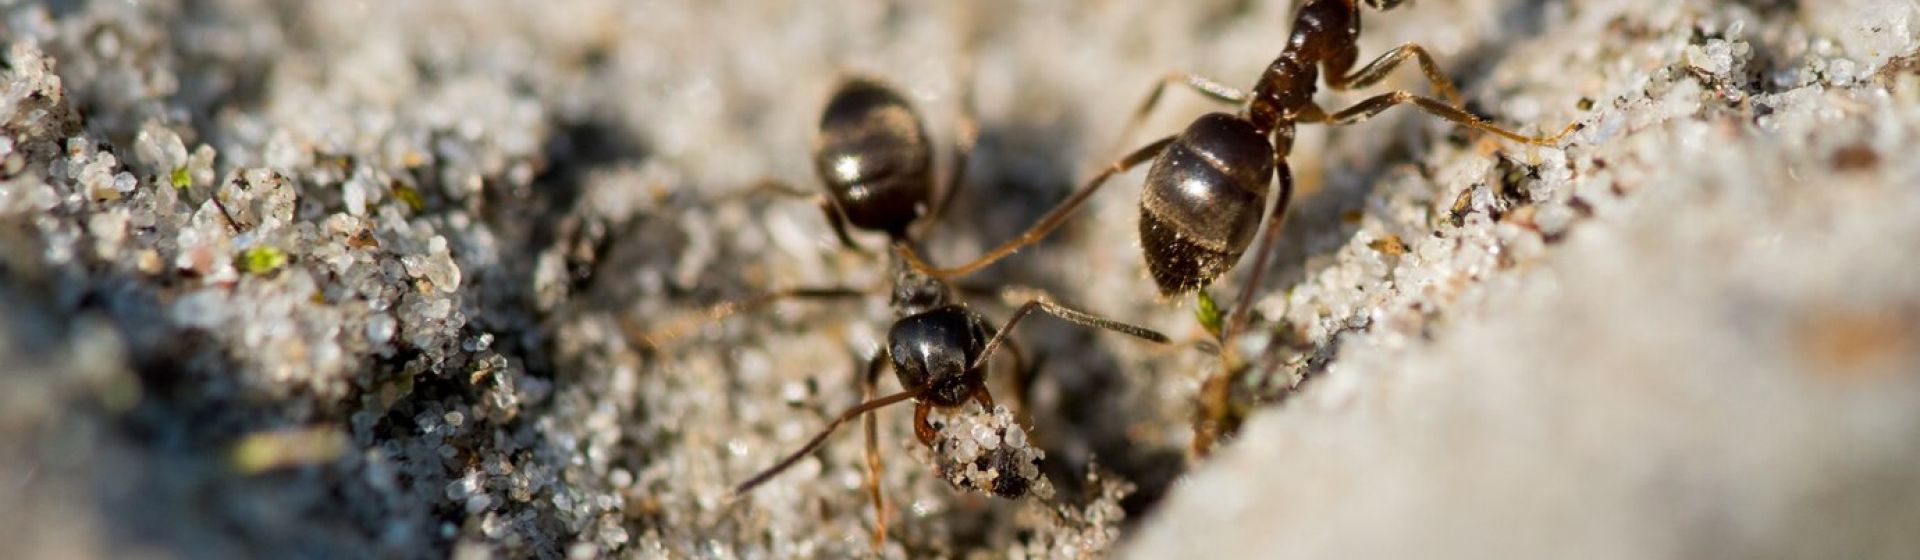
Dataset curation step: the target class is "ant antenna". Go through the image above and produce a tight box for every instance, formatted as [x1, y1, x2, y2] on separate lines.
[972, 289, 1172, 371]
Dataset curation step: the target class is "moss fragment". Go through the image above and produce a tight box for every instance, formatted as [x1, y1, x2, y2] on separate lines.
[239, 246, 289, 275]
[1195, 289, 1224, 339]
[392, 182, 425, 212]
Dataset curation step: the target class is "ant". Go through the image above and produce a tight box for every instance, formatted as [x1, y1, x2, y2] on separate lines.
[635, 77, 1169, 548]
[895, 0, 1581, 455]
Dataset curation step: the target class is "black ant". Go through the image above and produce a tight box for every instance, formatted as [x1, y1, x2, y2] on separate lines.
[634, 77, 1169, 548]
[895, 0, 1580, 455]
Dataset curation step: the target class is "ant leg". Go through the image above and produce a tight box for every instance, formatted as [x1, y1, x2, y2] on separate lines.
[1326, 43, 1462, 105]
[732, 389, 919, 497]
[1110, 73, 1249, 157]
[998, 338, 1029, 412]
[818, 198, 862, 251]
[913, 401, 937, 445]
[970, 288, 1171, 371]
[730, 177, 819, 201]
[973, 386, 995, 410]
[859, 354, 891, 551]
[1195, 160, 1296, 457]
[1220, 161, 1296, 352]
[1303, 93, 1580, 146]
[624, 285, 876, 349]
[731, 178, 862, 251]
[916, 89, 979, 242]
[899, 136, 1177, 278]
[1011, 343, 1050, 425]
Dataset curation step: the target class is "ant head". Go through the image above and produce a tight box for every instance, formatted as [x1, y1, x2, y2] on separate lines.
[886, 306, 988, 407]
[813, 77, 935, 238]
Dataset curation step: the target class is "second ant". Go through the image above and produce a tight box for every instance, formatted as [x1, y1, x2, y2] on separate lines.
[633, 76, 1170, 550]
[898, 0, 1581, 455]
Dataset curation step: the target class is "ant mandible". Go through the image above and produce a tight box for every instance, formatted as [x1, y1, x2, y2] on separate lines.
[895, 0, 1580, 455]
[634, 77, 1170, 548]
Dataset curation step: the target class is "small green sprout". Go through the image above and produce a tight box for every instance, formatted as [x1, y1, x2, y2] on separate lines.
[392, 183, 425, 212]
[1195, 289, 1224, 339]
[239, 246, 289, 275]
[230, 427, 348, 474]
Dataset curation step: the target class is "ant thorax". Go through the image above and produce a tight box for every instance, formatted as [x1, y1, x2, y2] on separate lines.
[888, 253, 951, 316]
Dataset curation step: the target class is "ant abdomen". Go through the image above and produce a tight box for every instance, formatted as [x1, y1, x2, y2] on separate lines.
[1138, 113, 1275, 296]
[813, 78, 935, 236]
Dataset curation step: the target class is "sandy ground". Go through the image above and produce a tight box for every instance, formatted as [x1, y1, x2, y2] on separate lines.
[2, 0, 1918, 558]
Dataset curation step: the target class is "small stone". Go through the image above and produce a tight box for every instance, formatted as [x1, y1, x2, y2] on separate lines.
[134, 122, 189, 174]
[973, 424, 1000, 450]
[1828, 58, 1858, 85]
[366, 313, 398, 346]
[344, 175, 369, 216]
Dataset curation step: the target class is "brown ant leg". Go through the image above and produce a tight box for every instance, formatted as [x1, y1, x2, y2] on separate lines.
[970, 288, 1171, 371]
[995, 339, 1049, 434]
[999, 338, 1029, 412]
[737, 177, 814, 198]
[624, 285, 877, 349]
[859, 354, 891, 551]
[972, 386, 995, 410]
[900, 136, 1177, 278]
[1302, 93, 1580, 146]
[913, 401, 937, 445]
[1220, 160, 1296, 352]
[1110, 73, 1250, 157]
[818, 198, 862, 251]
[732, 178, 863, 251]
[731, 389, 919, 497]
[1326, 43, 1463, 105]
[914, 86, 979, 242]
[1195, 160, 1297, 457]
